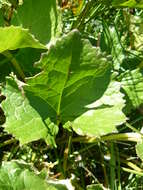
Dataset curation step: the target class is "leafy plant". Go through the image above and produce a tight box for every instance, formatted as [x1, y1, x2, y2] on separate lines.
[0, 0, 143, 189]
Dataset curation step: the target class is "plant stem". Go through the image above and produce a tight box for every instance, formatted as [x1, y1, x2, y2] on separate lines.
[122, 167, 143, 176]
[72, 0, 96, 30]
[0, 138, 17, 148]
[99, 143, 109, 188]
[63, 132, 72, 176]
[3, 51, 25, 81]
[72, 132, 142, 144]
[110, 143, 116, 190]
[120, 158, 143, 172]
[125, 122, 143, 135]
[116, 145, 122, 190]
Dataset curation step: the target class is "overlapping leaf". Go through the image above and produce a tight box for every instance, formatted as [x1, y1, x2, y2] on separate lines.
[12, 0, 61, 44]
[0, 26, 46, 53]
[15, 48, 45, 77]
[0, 161, 71, 190]
[25, 30, 111, 126]
[72, 81, 126, 137]
[1, 76, 58, 146]
[121, 68, 143, 109]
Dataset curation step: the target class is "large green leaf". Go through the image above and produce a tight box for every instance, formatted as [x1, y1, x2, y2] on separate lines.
[12, 0, 61, 44]
[0, 161, 70, 190]
[25, 30, 111, 125]
[121, 68, 143, 109]
[72, 81, 126, 137]
[0, 26, 46, 53]
[1, 75, 58, 146]
[112, 0, 143, 8]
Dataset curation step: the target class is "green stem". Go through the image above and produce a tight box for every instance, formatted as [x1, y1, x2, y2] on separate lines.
[3, 51, 25, 81]
[125, 122, 143, 135]
[0, 138, 17, 148]
[110, 143, 116, 190]
[98, 142, 109, 188]
[82, 165, 107, 190]
[72, 132, 142, 143]
[63, 133, 72, 176]
[72, 0, 96, 30]
[116, 145, 122, 190]
[122, 167, 143, 176]
[120, 158, 143, 172]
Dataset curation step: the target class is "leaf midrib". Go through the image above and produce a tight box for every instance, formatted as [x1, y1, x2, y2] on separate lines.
[56, 47, 73, 121]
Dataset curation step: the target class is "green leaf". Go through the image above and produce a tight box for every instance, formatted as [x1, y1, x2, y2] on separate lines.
[136, 127, 143, 160]
[100, 26, 124, 71]
[129, 15, 143, 51]
[72, 81, 126, 137]
[136, 140, 143, 160]
[86, 184, 104, 190]
[0, 54, 12, 82]
[0, 26, 46, 53]
[25, 30, 111, 125]
[46, 178, 74, 190]
[112, 0, 143, 8]
[0, 161, 70, 190]
[121, 68, 143, 109]
[1, 75, 58, 146]
[12, 0, 61, 44]
[15, 48, 45, 77]
[0, 9, 4, 25]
